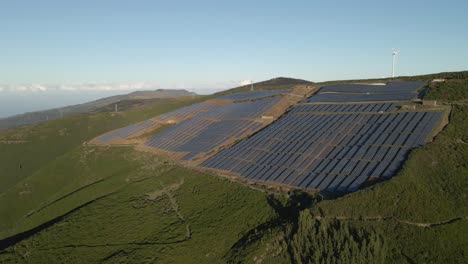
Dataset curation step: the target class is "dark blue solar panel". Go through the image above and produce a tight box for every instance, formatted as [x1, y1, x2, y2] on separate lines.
[306, 81, 424, 103]
[318, 81, 424, 93]
[217, 89, 291, 101]
[158, 102, 220, 120]
[307, 92, 417, 103]
[145, 95, 283, 159]
[97, 119, 157, 142]
[200, 96, 280, 119]
[290, 103, 397, 113]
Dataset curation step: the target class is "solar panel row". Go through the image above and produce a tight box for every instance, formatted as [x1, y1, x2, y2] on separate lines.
[143, 96, 281, 159]
[144, 118, 263, 160]
[158, 102, 220, 120]
[144, 117, 212, 151]
[200, 96, 281, 119]
[290, 103, 396, 113]
[319, 81, 424, 93]
[217, 89, 291, 101]
[201, 108, 441, 192]
[307, 92, 417, 103]
[308, 81, 425, 103]
[178, 120, 263, 160]
[98, 88, 289, 144]
[97, 119, 157, 142]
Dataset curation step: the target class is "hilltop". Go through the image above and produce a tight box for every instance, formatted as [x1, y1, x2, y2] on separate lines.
[215, 77, 313, 95]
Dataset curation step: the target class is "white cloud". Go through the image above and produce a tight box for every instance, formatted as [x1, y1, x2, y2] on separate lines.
[30, 85, 48, 92]
[57, 82, 162, 91]
[0, 82, 162, 92]
[240, 79, 253, 86]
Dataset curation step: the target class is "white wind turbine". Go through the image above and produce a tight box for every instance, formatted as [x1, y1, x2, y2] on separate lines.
[392, 48, 400, 78]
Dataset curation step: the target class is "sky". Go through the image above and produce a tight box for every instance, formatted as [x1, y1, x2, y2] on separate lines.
[0, 0, 467, 117]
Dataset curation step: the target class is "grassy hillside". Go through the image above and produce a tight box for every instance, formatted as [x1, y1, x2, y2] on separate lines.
[0, 147, 276, 263]
[0, 97, 203, 194]
[0, 98, 215, 240]
[0, 74, 466, 263]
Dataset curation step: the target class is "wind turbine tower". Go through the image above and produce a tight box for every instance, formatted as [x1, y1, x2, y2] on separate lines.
[392, 48, 399, 78]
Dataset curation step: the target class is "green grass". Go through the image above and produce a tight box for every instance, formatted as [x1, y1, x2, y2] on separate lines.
[0, 146, 142, 239]
[0, 147, 276, 263]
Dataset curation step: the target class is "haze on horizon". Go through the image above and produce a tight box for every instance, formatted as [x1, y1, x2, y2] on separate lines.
[1, 0, 467, 117]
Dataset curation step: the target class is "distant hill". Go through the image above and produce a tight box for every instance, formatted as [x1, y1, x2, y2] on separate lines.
[0, 89, 195, 129]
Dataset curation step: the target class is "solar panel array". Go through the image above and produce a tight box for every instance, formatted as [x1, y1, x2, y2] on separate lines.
[144, 118, 263, 160]
[289, 103, 396, 114]
[307, 93, 418, 103]
[157, 102, 220, 121]
[200, 96, 281, 119]
[319, 81, 424, 93]
[97, 119, 157, 142]
[144, 96, 281, 160]
[217, 89, 291, 101]
[201, 103, 441, 192]
[308, 81, 424, 103]
[97, 102, 221, 143]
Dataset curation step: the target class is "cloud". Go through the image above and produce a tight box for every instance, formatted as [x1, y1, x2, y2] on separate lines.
[240, 80, 253, 86]
[56, 82, 164, 91]
[0, 84, 51, 92]
[0, 82, 161, 92]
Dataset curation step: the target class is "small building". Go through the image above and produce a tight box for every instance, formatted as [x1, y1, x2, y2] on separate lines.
[432, 79, 446, 83]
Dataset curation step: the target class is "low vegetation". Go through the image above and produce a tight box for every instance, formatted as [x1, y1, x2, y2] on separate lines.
[425, 79, 468, 102]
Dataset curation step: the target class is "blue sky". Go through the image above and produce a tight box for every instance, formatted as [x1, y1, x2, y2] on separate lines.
[0, 0, 467, 92]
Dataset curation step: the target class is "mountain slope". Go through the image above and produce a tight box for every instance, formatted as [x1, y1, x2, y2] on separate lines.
[0, 74, 466, 263]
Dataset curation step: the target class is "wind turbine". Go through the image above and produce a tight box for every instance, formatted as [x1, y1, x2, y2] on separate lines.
[392, 48, 399, 78]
